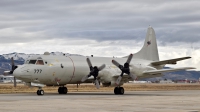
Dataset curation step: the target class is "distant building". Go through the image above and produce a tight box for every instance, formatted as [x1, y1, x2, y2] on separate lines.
[0, 75, 22, 83]
[129, 81, 152, 83]
[160, 79, 174, 83]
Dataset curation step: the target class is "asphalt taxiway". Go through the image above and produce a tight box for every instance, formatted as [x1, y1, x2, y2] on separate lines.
[0, 90, 200, 112]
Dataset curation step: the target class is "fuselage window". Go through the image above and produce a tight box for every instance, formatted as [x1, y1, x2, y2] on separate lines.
[29, 60, 37, 64]
[36, 60, 44, 65]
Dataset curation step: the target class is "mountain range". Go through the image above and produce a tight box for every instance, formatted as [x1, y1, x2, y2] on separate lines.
[0, 52, 199, 81]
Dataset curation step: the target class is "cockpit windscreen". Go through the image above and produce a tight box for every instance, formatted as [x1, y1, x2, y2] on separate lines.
[28, 60, 44, 65]
[36, 60, 44, 65]
[29, 60, 37, 64]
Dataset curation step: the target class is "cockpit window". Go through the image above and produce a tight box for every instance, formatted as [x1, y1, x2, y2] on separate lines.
[29, 60, 37, 64]
[36, 60, 44, 65]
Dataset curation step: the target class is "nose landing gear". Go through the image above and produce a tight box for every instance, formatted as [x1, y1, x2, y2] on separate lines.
[58, 87, 68, 94]
[114, 87, 124, 95]
[37, 88, 44, 95]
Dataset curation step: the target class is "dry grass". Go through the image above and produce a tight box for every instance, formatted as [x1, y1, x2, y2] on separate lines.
[0, 83, 200, 94]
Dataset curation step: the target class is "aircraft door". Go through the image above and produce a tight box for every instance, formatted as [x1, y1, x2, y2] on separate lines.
[60, 57, 74, 84]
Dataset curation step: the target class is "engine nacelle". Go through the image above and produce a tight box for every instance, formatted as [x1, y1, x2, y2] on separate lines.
[102, 80, 124, 87]
[99, 67, 119, 82]
[99, 67, 125, 87]
[130, 64, 156, 75]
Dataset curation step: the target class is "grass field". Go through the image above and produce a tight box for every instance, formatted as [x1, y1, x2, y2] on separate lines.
[0, 83, 200, 94]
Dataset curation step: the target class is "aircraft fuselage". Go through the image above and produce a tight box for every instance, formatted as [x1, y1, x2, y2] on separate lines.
[14, 55, 155, 86]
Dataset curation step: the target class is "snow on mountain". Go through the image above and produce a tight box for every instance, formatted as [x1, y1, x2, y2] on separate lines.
[2, 52, 40, 61]
[2, 52, 82, 61]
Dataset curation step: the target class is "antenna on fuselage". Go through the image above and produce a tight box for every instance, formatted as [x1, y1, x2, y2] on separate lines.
[44, 52, 50, 55]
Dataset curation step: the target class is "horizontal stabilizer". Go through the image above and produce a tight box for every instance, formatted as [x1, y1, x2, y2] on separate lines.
[150, 57, 191, 66]
[143, 67, 195, 75]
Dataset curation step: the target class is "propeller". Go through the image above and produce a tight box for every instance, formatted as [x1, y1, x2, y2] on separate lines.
[81, 58, 105, 89]
[4, 57, 18, 87]
[112, 54, 137, 85]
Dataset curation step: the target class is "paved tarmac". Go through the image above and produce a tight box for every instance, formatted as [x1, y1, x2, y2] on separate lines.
[0, 90, 200, 112]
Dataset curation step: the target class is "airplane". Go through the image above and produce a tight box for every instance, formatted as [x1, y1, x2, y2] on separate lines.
[7, 26, 195, 95]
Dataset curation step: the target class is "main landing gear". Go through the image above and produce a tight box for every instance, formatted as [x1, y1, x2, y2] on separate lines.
[58, 87, 68, 94]
[114, 87, 124, 95]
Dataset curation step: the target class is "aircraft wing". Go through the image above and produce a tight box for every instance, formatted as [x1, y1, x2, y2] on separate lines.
[143, 67, 195, 75]
[150, 57, 191, 66]
[84, 76, 95, 83]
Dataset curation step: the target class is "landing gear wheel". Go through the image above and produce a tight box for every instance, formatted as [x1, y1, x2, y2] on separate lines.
[58, 87, 62, 94]
[37, 90, 44, 95]
[63, 87, 68, 94]
[114, 87, 124, 95]
[119, 87, 124, 95]
[58, 87, 68, 94]
[114, 87, 119, 95]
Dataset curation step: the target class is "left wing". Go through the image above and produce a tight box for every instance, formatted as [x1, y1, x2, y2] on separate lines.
[143, 67, 195, 75]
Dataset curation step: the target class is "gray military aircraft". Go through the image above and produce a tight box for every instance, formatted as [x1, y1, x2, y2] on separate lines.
[8, 26, 195, 95]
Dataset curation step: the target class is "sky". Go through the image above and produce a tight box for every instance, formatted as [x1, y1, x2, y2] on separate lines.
[0, 0, 200, 69]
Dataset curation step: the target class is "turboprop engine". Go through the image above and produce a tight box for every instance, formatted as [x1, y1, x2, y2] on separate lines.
[98, 67, 126, 87]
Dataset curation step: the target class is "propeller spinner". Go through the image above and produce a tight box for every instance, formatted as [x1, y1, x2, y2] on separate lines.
[81, 58, 105, 89]
[112, 54, 137, 85]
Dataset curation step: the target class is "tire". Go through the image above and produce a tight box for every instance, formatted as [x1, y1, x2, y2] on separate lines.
[119, 87, 124, 95]
[63, 87, 68, 94]
[114, 87, 119, 95]
[37, 90, 40, 95]
[40, 90, 44, 95]
[37, 90, 44, 95]
[58, 87, 62, 94]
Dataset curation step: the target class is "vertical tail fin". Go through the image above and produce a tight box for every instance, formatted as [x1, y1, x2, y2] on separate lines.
[132, 26, 159, 61]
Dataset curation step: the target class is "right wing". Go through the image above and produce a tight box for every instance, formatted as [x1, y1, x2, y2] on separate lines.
[143, 67, 195, 75]
[150, 57, 191, 66]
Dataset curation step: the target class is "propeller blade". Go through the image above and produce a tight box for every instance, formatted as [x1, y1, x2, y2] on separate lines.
[95, 80, 100, 89]
[112, 60, 121, 67]
[81, 75, 89, 82]
[129, 73, 137, 80]
[11, 57, 15, 71]
[98, 64, 106, 71]
[115, 76, 122, 85]
[3, 71, 10, 75]
[14, 77, 16, 87]
[86, 58, 93, 68]
[11, 57, 17, 87]
[126, 54, 133, 64]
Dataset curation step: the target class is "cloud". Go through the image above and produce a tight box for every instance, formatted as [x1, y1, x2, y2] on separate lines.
[0, 0, 200, 69]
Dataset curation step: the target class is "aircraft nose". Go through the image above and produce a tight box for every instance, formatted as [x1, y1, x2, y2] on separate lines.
[13, 67, 21, 78]
[13, 65, 32, 82]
